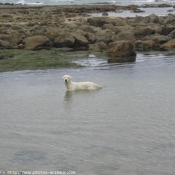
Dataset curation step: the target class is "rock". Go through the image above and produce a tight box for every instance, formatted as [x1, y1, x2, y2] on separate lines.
[88, 41, 107, 51]
[142, 3, 172, 8]
[157, 25, 175, 36]
[0, 34, 11, 43]
[131, 16, 148, 25]
[132, 9, 145, 13]
[23, 35, 52, 50]
[117, 31, 135, 42]
[108, 40, 136, 57]
[102, 12, 108, 16]
[54, 33, 75, 47]
[72, 33, 89, 48]
[160, 39, 175, 50]
[97, 34, 118, 45]
[168, 29, 175, 38]
[86, 33, 96, 44]
[65, 23, 78, 31]
[97, 41, 108, 50]
[87, 17, 115, 27]
[131, 14, 161, 25]
[96, 29, 118, 45]
[2, 4, 175, 54]
[114, 17, 125, 26]
[89, 43, 100, 51]
[103, 23, 115, 31]
[143, 33, 171, 44]
[135, 40, 155, 51]
[165, 14, 175, 25]
[114, 27, 121, 34]
[45, 27, 66, 41]
[133, 27, 155, 39]
[149, 14, 161, 24]
[74, 28, 87, 36]
[158, 4, 172, 7]
[80, 26, 95, 33]
[0, 39, 11, 48]
[11, 31, 26, 45]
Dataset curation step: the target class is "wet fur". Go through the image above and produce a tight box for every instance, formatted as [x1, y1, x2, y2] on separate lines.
[62, 75, 102, 90]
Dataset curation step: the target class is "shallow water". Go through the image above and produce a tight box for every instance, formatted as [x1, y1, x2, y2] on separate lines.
[91, 7, 175, 18]
[0, 52, 175, 175]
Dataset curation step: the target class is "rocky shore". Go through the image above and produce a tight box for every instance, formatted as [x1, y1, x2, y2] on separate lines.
[0, 3, 175, 70]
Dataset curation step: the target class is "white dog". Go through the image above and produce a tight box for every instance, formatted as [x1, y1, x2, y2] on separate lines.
[62, 75, 102, 90]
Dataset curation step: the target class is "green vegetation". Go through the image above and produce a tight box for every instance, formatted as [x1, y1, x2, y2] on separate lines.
[0, 49, 86, 72]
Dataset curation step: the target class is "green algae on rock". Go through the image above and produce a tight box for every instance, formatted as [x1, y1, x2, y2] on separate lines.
[0, 49, 84, 72]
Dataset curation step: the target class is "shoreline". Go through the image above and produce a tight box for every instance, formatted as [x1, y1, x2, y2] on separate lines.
[0, 4, 175, 72]
[0, 3, 174, 9]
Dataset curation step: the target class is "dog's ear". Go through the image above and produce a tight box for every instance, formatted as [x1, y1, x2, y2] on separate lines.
[62, 75, 65, 80]
[68, 75, 72, 80]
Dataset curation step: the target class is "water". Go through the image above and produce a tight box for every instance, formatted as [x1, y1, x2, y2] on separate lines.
[1, 0, 175, 5]
[0, 52, 175, 174]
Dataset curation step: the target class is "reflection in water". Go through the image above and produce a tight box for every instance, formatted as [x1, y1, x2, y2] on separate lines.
[108, 56, 136, 63]
[64, 90, 74, 100]
[64, 89, 98, 101]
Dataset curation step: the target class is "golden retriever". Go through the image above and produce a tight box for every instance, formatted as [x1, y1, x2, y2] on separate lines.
[62, 75, 102, 90]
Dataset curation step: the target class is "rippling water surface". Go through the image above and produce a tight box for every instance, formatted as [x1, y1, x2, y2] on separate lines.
[0, 52, 175, 174]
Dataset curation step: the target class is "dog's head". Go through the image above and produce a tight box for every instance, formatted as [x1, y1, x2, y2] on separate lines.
[62, 75, 72, 83]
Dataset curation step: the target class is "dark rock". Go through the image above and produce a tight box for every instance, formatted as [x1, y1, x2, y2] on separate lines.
[142, 3, 172, 8]
[132, 9, 145, 13]
[54, 33, 75, 47]
[158, 4, 172, 7]
[108, 40, 136, 57]
[157, 25, 175, 36]
[72, 33, 89, 49]
[167, 10, 174, 12]
[5, 3, 13, 5]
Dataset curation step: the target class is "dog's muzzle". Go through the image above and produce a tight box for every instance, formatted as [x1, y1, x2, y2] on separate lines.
[65, 79, 68, 83]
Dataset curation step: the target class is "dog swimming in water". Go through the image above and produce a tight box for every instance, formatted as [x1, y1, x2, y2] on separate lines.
[62, 75, 102, 90]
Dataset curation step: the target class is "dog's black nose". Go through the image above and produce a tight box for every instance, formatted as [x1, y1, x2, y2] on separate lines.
[65, 79, 68, 83]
